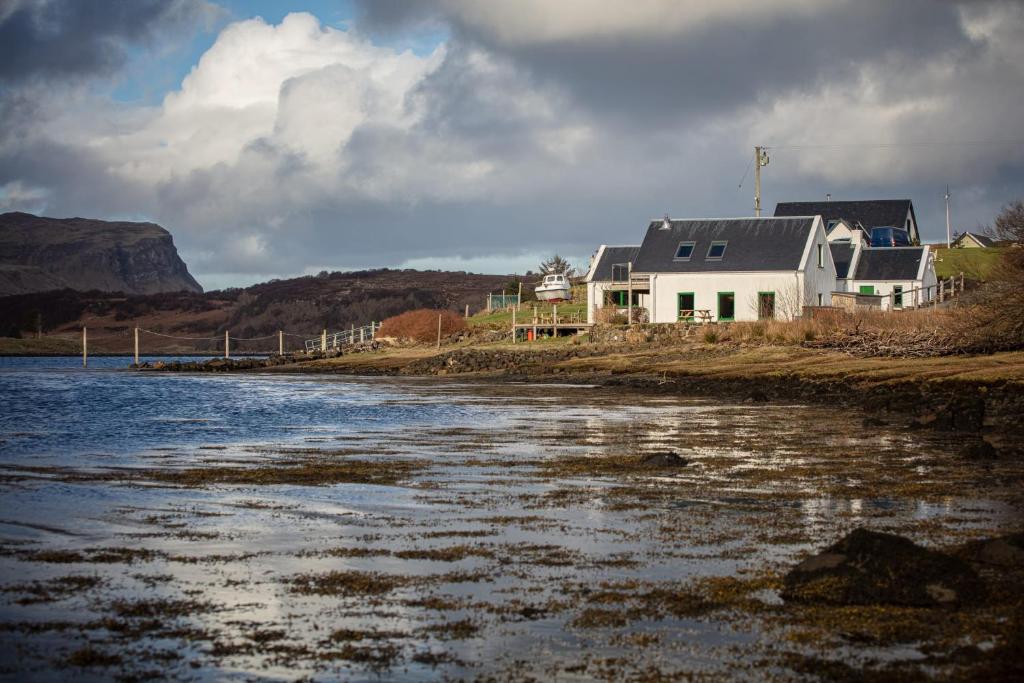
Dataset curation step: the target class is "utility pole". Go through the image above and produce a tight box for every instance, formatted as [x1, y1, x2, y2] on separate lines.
[945, 185, 951, 249]
[753, 146, 769, 217]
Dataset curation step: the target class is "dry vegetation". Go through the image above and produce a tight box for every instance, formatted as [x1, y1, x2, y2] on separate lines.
[378, 309, 466, 343]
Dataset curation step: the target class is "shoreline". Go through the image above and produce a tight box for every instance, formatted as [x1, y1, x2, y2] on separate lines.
[137, 341, 1024, 440]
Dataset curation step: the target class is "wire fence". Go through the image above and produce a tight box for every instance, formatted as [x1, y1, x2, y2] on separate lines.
[57, 322, 381, 367]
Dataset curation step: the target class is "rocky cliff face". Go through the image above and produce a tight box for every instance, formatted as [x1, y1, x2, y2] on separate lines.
[0, 212, 202, 295]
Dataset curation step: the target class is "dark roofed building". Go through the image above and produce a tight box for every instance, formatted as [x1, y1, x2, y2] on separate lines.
[952, 231, 996, 249]
[853, 247, 927, 281]
[586, 245, 640, 282]
[774, 199, 919, 245]
[585, 216, 836, 324]
[632, 217, 815, 273]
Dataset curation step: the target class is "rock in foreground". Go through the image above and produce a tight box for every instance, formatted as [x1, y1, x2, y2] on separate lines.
[781, 528, 984, 607]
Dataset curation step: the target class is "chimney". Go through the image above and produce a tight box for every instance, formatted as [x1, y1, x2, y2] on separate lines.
[661, 214, 671, 230]
[826, 193, 831, 202]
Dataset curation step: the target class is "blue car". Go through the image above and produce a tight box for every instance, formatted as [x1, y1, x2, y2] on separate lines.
[870, 226, 912, 247]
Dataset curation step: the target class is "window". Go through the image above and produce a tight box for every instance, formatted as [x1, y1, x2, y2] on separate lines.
[611, 291, 640, 306]
[817, 243, 824, 268]
[827, 219, 838, 231]
[706, 241, 727, 260]
[717, 292, 735, 321]
[677, 292, 695, 322]
[817, 293, 824, 306]
[757, 292, 775, 320]
[674, 242, 695, 260]
[611, 263, 629, 282]
[893, 285, 903, 308]
[859, 285, 875, 295]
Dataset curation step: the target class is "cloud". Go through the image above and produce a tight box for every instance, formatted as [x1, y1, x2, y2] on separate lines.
[2, 3, 1023, 287]
[0, 0, 221, 84]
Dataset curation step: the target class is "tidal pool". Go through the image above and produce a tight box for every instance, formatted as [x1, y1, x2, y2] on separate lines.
[1, 360, 1021, 681]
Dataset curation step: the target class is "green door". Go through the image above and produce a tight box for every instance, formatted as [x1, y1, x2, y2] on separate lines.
[677, 292, 694, 321]
[717, 292, 735, 321]
[757, 292, 775, 320]
[859, 285, 875, 295]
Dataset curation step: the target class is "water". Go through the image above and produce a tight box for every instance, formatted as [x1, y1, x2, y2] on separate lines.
[0, 358, 1020, 681]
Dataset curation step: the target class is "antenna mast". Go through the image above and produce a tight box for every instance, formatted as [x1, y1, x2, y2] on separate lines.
[754, 146, 769, 217]
[945, 185, 951, 249]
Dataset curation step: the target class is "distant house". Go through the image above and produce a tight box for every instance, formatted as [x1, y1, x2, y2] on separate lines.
[775, 199, 920, 245]
[586, 217, 835, 323]
[952, 231, 996, 249]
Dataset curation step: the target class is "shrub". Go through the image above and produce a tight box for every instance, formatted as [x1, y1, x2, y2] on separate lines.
[703, 328, 719, 344]
[378, 309, 466, 344]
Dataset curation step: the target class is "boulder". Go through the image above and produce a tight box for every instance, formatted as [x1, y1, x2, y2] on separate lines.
[959, 533, 1024, 568]
[781, 528, 984, 607]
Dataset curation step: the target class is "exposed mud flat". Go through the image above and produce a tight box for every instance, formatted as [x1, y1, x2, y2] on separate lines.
[1, 377, 1022, 681]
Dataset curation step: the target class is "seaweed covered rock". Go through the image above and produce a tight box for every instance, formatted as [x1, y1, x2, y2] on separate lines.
[639, 451, 688, 468]
[781, 528, 984, 607]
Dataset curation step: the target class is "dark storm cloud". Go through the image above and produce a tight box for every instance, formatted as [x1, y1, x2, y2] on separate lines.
[0, 0, 216, 83]
[357, 0, 974, 127]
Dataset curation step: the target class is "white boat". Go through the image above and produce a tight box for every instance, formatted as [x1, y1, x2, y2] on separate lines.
[535, 273, 572, 301]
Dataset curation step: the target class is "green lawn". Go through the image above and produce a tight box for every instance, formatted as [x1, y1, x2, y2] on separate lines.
[469, 285, 588, 327]
[932, 246, 1005, 281]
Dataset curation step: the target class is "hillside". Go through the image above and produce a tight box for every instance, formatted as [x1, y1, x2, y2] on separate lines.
[0, 212, 202, 296]
[0, 269, 513, 352]
[932, 246, 1006, 282]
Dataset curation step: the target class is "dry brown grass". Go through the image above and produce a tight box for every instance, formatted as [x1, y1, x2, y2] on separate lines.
[378, 309, 466, 343]
[725, 308, 960, 346]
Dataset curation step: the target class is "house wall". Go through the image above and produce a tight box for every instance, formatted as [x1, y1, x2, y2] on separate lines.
[586, 281, 649, 323]
[847, 279, 926, 310]
[799, 217, 837, 309]
[647, 272, 812, 322]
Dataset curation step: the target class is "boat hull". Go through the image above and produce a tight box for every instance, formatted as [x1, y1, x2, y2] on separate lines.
[535, 285, 571, 302]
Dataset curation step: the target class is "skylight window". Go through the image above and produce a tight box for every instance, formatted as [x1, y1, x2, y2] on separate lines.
[674, 241, 695, 260]
[706, 241, 727, 260]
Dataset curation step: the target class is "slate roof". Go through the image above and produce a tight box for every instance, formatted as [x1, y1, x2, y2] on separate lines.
[955, 232, 996, 248]
[775, 200, 916, 238]
[589, 245, 640, 281]
[632, 217, 815, 273]
[829, 243, 856, 279]
[853, 247, 926, 281]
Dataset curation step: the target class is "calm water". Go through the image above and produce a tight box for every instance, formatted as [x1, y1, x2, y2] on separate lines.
[0, 357, 1020, 681]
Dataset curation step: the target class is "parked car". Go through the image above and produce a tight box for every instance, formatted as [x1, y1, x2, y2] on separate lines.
[870, 226, 912, 247]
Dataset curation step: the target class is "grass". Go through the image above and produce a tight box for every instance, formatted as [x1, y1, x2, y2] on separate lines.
[0, 336, 80, 355]
[468, 285, 588, 328]
[933, 246, 1006, 281]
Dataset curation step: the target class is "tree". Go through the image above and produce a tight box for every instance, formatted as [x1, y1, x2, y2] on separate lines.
[988, 200, 1024, 244]
[539, 254, 575, 278]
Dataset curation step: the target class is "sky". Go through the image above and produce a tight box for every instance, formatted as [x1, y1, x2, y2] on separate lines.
[1, 0, 1023, 290]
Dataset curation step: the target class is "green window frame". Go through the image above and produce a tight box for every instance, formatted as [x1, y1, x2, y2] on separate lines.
[677, 292, 695, 321]
[859, 285, 875, 295]
[893, 285, 903, 308]
[757, 291, 775, 320]
[717, 291, 735, 322]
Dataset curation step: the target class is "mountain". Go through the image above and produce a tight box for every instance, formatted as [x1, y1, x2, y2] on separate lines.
[0, 212, 202, 296]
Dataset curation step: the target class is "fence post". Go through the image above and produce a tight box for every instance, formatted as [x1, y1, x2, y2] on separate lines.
[512, 307, 517, 344]
[225, 330, 230, 359]
[436, 314, 442, 349]
[554, 304, 558, 327]
[360, 327, 365, 344]
[465, 304, 469, 318]
[939, 279, 945, 303]
[279, 330, 284, 355]
[627, 261, 633, 326]
[321, 329, 327, 354]
[134, 327, 139, 366]
[82, 326, 87, 368]
[959, 271, 964, 293]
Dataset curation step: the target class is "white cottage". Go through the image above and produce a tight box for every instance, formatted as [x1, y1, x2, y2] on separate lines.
[586, 216, 836, 324]
[845, 246, 937, 310]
